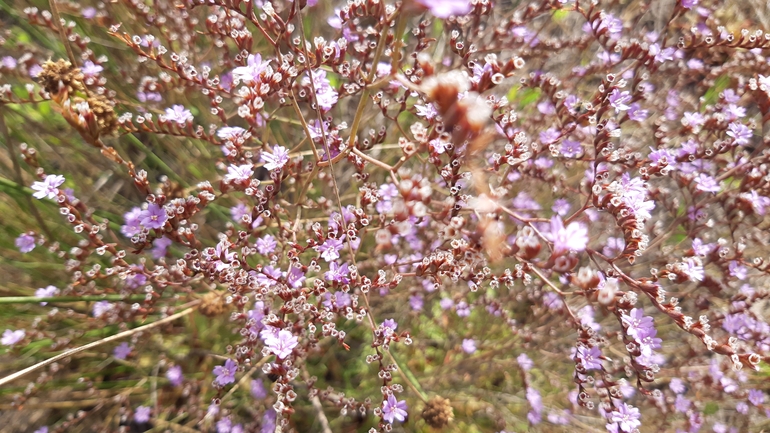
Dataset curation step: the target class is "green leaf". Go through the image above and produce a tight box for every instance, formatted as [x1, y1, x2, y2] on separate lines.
[702, 75, 730, 108]
[518, 87, 542, 108]
[553, 9, 570, 22]
[703, 401, 719, 415]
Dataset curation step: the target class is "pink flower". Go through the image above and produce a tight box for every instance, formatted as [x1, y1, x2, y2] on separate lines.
[163, 105, 193, 125]
[232, 54, 271, 84]
[261, 145, 290, 171]
[224, 163, 254, 183]
[35, 285, 59, 305]
[545, 216, 589, 255]
[166, 365, 183, 386]
[264, 329, 299, 359]
[31, 174, 65, 200]
[413, 0, 472, 18]
[1, 329, 25, 346]
[316, 238, 343, 262]
[134, 406, 151, 423]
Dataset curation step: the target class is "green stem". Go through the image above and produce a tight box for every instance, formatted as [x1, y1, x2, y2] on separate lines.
[123, 133, 188, 187]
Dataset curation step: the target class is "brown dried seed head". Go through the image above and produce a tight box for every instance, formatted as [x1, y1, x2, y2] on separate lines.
[38, 59, 84, 95]
[422, 396, 453, 429]
[87, 94, 118, 136]
[199, 291, 226, 317]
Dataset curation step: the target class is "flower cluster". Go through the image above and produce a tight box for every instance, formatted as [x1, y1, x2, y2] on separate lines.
[3, 0, 770, 432]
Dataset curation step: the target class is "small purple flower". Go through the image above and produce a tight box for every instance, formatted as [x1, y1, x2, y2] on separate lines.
[415, 103, 438, 120]
[218, 126, 249, 141]
[546, 215, 589, 255]
[669, 378, 686, 394]
[33, 428, 48, 433]
[539, 128, 561, 145]
[151, 236, 172, 259]
[681, 257, 704, 282]
[1, 329, 25, 346]
[15, 233, 36, 253]
[92, 301, 113, 318]
[413, 0, 472, 18]
[261, 408, 277, 433]
[608, 89, 632, 113]
[35, 285, 59, 305]
[286, 264, 306, 288]
[682, 111, 705, 129]
[575, 345, 603, 370]
[113, 342, 131, 360]
[430, 138, 449, 154]
[517, 353, 533, 371]
[1, 56, 17, 69]
[748, 389, 765, 406]
[29, 64, 43, 78]
[261, 145, 290, 171]
[216, 417, 233, 433]
[552, 199, 571, 216]
[224, 163, 254, 183]
[324, 261, 350, 284]
[609, 402, 641, 432]
[230, 203, 250, 222]
[381, 394, 408, 423]
[637, 327, 662, 357]
[164, 105, 193, 125]
[232, 54, 271, 84]
[561, 137, 582, 156]
[134, 406, 151, 423]
[455, 301, 471, 317]
[81, 60, 103, 77]
[265, 329, 299, 359]
[213, 359, 238, 386]
[462, 339, 477, 354]
[726, 122, 752, 146]
[31, 174, 65, 200]
[122, 207, 143, 237]
[694, 173, 721, 193]
[140, 203, 168, 230]
[409, 294, 423, 311]
[382, 319, 398, 331]
[736, 401, 749, 415]
[526, 387, 543, 424]
[729, 261, 747, 280]
[628, 103, 648, 121]
[251, 378, 267, 399]
[316, 238, 344, 262]
[305, 69, 339, 112]
[542, 292, 564, 310]
[578, 305, 601, 331]
[621, 308, 655, 340]
[674, 394, 691, 413]
[256, 235, 277, 255]
[681, 0, 698, 9]
[440, 298, 454, 310]
[166, 365, 183, 386]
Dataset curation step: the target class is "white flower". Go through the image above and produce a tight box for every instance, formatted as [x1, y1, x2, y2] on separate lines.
[31, 174, 65, 200]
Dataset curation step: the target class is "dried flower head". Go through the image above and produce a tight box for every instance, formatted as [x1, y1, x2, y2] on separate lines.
[422, 396, 454, 429]
[37, 59, 84, 96]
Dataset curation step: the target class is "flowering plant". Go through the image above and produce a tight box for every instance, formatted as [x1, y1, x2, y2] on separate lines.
[1, 0, 770, 432]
